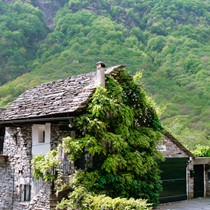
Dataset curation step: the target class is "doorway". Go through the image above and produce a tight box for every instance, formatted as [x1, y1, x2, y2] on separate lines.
[194, 164, 204, 198]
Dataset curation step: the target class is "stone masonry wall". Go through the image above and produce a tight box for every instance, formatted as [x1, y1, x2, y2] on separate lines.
[27, 182, 51, 210]
[51, 122, 74, 149]
[2, 126, 33, 210]
[187, 162, 194, 199]
[0, 125, 51, 210]
[50, 122, 75, 209]
[160, 136, 189, 158]
[0, 121, 74, 210]
[205, 170, 210, 197]
[0, 164, 13, 210]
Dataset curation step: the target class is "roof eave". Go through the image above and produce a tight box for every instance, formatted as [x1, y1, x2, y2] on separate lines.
[0, 116, 74, 126]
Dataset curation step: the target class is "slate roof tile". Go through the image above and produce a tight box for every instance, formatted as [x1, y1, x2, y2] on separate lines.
[0, 65, 125, 122]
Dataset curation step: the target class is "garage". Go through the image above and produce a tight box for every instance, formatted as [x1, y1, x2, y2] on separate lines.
[159, 158, 188, 203]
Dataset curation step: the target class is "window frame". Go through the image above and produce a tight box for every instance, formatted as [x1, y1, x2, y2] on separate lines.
[32, 123, 51, 156]
[20, 184, 31, 202]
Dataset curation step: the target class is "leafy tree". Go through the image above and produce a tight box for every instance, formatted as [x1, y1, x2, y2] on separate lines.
[0, 0, 210, 150]
[32, 68, 164, 208]
[0, 1, 46, 85]
[191, 145, 210, 157]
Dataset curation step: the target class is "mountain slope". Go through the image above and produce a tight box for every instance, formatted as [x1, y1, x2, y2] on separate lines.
[0, 0, 47, 84]
[0, 0, 209, 149]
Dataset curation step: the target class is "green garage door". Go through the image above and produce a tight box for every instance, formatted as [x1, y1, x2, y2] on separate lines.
[159, 158, 188, 203]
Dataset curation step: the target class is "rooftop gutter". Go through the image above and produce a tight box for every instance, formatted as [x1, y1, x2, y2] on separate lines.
[0, 116, 74, 126]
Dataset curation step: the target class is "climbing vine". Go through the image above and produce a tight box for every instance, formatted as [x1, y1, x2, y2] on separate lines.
[31, 150, 61, 183]
[32, 68, 164, 209]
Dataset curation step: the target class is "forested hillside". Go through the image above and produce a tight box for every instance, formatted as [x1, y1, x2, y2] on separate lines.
[0, 0, 209, 149]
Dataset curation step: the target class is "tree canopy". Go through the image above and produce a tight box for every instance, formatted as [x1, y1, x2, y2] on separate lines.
[0, 0, 209, 149]
[0, 0, 46, 85]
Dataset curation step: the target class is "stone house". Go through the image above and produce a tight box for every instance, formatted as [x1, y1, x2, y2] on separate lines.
[0, 63, 124, 210]
[0, 63, 209, 209]
[158, 132, 210, 203]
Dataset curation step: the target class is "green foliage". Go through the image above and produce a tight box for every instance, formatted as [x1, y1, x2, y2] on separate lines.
[0, 0, 46, 85]
[191, 145, 210, 157]
[31, 69, 163, 208]
[57, 189, 152, 210]
[57, 171, 154, 210]
[31, 150, 61, 182]
[56, 173, 152, 210]
[59, 69, 163, 207]
[0, 0, 210, 149]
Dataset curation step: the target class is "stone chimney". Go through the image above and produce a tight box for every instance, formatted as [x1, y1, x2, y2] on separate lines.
[95, 61, 106, 87]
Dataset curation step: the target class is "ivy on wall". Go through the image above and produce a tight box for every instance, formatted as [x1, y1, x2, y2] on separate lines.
[32, 68, 164, 209]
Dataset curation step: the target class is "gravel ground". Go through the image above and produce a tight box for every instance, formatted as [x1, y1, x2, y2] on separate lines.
[154, 197, 210, 210]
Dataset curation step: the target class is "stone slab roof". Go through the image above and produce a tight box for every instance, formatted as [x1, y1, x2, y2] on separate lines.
[0, 65, 124, 123]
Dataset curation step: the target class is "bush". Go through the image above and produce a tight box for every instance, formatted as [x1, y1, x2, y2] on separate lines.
[56, 172, 152, 210]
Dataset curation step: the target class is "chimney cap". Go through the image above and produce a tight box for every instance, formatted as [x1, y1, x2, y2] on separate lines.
[96, 61, 106, 68]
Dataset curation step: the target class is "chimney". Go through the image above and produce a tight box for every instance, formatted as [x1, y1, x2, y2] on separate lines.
[95, 61, 106, 87]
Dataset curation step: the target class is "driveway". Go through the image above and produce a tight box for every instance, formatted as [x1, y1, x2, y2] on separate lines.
[154, 198, 210, 210]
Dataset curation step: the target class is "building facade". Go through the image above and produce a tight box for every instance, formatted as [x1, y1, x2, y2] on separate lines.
[0, 64, 123, 209]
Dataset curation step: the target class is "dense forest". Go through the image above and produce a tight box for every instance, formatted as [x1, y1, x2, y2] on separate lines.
[0, 0, 209, 149]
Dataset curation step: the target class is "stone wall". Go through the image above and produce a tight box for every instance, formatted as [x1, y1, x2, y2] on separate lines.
[206, 170, 210, 197]
[27, 182, 51, 210]
[0, 121, 74, 210]
[159, 136, 189, 158]
[1, 126, 33, 210]
[0, 125, 51, 210]
[187, 162, 194, 199]
[0, 164, 13, 210]
[205, 170, 210, 196]
[51, 122, 72, 149]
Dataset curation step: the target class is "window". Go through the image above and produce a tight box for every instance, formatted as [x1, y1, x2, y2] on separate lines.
[21, 184, 31, 202]
[24, 185, 31, 201]
[38, 130, 45, 143]
[32, 123, 51, 156]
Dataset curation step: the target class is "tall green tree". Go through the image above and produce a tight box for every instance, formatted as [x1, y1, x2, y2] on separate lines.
[0, 1, 46, 85]
[32, 68, 164, 209]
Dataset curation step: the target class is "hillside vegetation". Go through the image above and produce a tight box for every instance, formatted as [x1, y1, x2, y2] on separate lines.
[0, 0, 209, 149]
